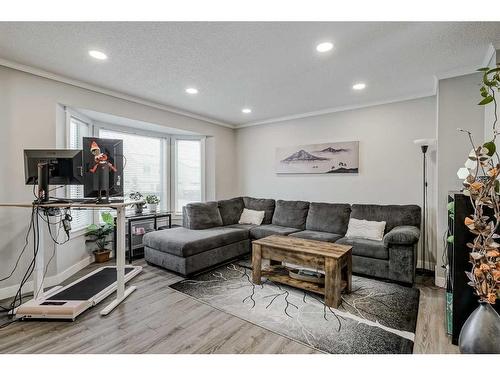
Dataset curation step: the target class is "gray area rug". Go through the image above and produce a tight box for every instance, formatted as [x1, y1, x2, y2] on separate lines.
[170, 258, 420, 354]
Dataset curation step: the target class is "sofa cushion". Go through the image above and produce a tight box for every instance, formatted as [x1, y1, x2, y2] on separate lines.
[249, 224, 301, 239]
[226, 223, 258, 231]
[184, 202, 223, 229]
[383, 225, 420, 247]
[272, 200, 310, 229]
[336, 237, 389, 260]
[218, 197, 244, 226]
[143, 227, 249, 257]
[350, 204, 421, 233]
[289, 230, 343, 243]
[306, 202, 351, 234]
[243, 197, 276, 224]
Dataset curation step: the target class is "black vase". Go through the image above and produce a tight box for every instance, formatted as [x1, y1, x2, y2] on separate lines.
[458, 301, 500, 353]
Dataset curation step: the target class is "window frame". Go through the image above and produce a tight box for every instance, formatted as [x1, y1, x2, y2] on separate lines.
[65, 108, 94, 232]
[93, 122, 206, 216]
[170, 135, 206, 215]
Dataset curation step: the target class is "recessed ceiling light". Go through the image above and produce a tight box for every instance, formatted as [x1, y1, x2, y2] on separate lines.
[316, 42, 334, 53]
[242, 108, 252, 114]
[352, 83, 366, 90]
[185, 87, 199, 95]
[88, 50, 108, 60]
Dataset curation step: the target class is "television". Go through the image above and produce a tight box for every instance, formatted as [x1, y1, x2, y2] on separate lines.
[24, 149, 84, 202]
[82, 137, 124, 200]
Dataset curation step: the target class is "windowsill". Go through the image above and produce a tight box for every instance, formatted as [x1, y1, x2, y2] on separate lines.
[69, 227, 88, 239]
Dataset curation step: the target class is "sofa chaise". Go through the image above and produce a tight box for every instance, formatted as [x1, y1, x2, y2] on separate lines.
[143, 197, 421, 284]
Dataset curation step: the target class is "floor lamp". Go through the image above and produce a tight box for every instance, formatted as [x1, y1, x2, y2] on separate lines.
[413, 138, 436, 276]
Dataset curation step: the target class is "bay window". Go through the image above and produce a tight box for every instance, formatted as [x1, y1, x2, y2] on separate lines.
[66, 107, 205, 225]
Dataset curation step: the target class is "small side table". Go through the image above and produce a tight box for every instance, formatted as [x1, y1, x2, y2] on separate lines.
[113, 210, 172, 263]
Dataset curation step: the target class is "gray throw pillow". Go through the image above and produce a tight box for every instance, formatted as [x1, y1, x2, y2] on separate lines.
[243, 197, 276, 224]
[272, 200, 310, 229]
[218, 197, 244, 226]
[184, 202, 223, 229]
[306, 202, 351, 234]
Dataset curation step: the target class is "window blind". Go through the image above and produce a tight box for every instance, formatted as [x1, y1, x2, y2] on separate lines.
[68, 116, 91, 231]
[175, 139, 202, 212]
[99, 128, 166, 208]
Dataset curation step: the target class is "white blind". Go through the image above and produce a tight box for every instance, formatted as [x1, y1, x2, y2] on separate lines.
[68, 116, 91, 231]
[99, 128, 166, 208]
[175, 139, 202, 213]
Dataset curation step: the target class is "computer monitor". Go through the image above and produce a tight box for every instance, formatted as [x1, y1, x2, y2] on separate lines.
[24, 149, 84, 202]
[82, 137, 124, 201]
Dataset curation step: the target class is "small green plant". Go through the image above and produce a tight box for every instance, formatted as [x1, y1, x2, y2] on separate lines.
[145, 194, 160, 204]
[129, 191, 145, 210]
[85, 212, 115, 253]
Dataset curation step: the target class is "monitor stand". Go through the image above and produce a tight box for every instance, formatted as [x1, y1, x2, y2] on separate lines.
[36, 162, 50, 203]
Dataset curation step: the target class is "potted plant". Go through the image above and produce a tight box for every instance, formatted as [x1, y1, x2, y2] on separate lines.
[85, 212, 115, 263]
[145, 194, 160, 212]
[129, 191, 145, 214]
[456, 64, 500, 354]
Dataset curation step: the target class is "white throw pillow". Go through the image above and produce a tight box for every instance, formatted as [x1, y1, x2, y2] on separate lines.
[345, 218, 386, 241]
[238, 208, 265, 225]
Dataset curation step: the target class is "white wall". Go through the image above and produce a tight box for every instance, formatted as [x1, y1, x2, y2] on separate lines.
[0, 65, 237, 296]
[236, 96, 438, 268]
[436, 73, 485, 281]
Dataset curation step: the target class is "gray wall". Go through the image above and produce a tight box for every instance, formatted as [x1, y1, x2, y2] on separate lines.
[0, 65, 237, 295]
[236, 96, 438, 270]
[436, 73, 485, 280]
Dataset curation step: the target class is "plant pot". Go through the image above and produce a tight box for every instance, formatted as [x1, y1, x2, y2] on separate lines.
[147, 203, 158, 212]
[459, 301, 500, 353]
[93, 249, 111, 263]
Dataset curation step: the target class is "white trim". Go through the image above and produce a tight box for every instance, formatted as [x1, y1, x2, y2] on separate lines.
[482, 43, 497, 68]
[95, 120, 172, 140]
[435, 66, 484, 81]
[0, 255, 93, 300]
[237, 91, 436, 128]
[435, 275, 446, 288]
[0, 57, 235, 129]
[171, 137, 206, 213]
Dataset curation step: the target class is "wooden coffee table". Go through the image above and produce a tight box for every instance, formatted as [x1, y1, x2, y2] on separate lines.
[252, 235, 352, 308]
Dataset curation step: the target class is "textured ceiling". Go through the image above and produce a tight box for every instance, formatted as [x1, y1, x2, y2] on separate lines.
[0, 22, 499, 126]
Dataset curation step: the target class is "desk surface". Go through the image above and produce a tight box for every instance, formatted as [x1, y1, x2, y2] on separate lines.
[0, 201, 139, 209]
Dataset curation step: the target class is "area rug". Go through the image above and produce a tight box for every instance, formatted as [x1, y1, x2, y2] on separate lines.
[170, 259, 420, 354]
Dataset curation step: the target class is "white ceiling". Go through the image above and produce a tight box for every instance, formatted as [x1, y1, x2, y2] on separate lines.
[0, 22, 499, 127]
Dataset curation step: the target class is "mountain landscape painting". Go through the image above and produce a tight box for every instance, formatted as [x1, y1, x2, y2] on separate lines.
[276, 141, 359, 174]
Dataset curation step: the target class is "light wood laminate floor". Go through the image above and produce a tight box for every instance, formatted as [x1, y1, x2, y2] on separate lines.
[0, 260, 458, 354]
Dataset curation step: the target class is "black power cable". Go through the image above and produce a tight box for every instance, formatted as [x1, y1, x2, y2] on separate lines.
[0, 206, 36, 312]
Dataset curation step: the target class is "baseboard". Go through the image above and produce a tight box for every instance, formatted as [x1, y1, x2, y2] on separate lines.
[0, 255, 94, 300]
[416, 259, 435, 271]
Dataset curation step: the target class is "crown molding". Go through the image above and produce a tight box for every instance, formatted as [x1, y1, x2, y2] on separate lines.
[482, 43, 496, 67]
[0, 58, 235, 129]
[237, 90, 436, 129]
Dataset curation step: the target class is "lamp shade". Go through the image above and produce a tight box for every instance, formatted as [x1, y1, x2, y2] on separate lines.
[413, 138, 437, 149]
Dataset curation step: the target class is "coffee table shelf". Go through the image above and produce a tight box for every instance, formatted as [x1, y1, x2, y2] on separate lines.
[262, 267, 347, 296]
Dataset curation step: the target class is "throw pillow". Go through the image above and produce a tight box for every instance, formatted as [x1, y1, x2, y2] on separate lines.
[184, 202, 223, 229]
[345, 218, 386, 241]
[238, 208, 265, 225]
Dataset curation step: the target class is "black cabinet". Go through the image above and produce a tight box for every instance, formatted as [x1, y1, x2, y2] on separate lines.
[113, 210, 172, 263]
[448, 192, 500, 344]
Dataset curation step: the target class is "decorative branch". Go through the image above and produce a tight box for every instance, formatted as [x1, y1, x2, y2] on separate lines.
[457, 64, 500, 304]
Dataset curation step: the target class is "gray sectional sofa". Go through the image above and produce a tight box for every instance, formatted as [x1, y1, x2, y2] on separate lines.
[143, 197, 421, 284]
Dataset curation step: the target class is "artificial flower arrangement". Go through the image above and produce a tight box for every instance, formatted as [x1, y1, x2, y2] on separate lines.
[458, 64, 500, 304]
